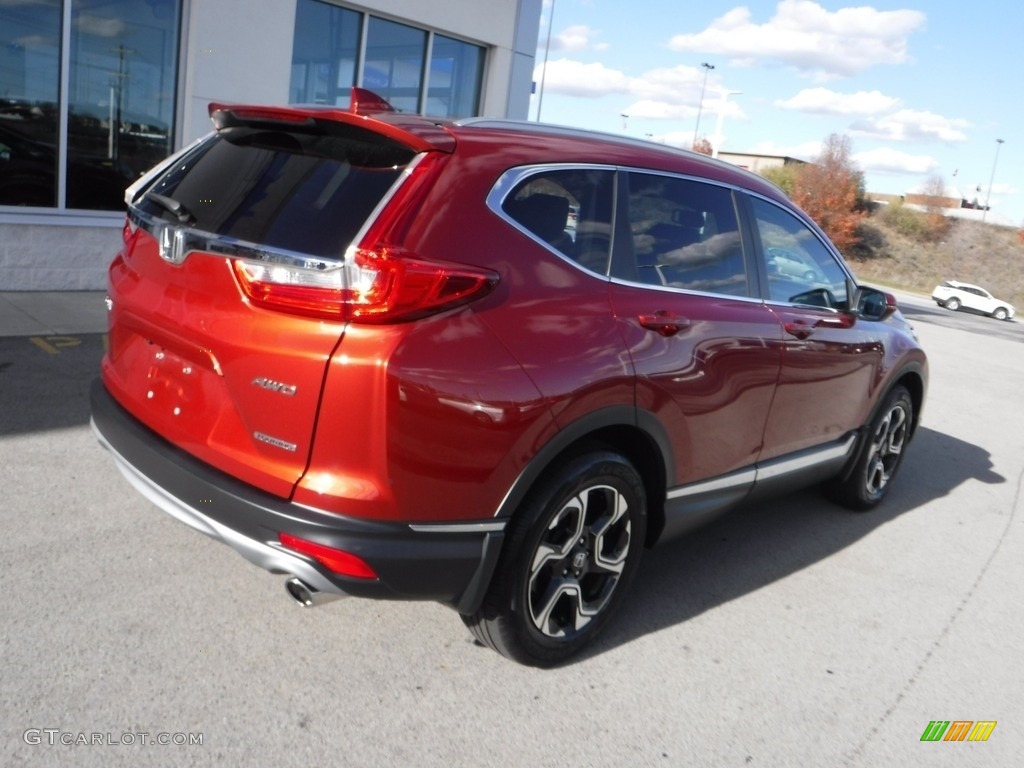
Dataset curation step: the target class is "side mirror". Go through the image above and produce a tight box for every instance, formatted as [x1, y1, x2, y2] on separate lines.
[854, 286, 898, 321]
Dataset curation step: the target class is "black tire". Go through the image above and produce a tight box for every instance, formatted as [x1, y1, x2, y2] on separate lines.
[462, 451, 646, 666]
[827, 385, 913, 511]
[993, 306, 1009, 321]
[944, 297, 961, 311]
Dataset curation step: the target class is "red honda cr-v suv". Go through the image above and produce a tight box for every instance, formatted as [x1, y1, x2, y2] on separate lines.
[92, 89, 927, 666]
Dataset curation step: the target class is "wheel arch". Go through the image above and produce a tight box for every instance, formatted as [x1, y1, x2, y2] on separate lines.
[894, 365, 926, 439]
[492, 406, 672, 548]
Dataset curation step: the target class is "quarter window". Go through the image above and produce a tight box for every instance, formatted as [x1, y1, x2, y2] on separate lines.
[619, 172, 751, 297]
[502, 168, 615, 275]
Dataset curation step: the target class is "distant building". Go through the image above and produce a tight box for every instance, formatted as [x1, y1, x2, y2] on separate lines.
[0, 0, 543, 290]
[716, 152, 808, 174]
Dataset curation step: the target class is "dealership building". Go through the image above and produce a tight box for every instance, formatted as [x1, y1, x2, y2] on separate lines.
[0, 0, 543, 290]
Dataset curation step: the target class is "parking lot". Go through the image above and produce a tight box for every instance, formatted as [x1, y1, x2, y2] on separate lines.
[1, 291, 1021, 767]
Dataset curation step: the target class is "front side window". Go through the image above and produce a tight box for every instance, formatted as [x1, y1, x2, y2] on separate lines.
[751, 196, 849, 308]
[620, 172, 751, 297]
[0, 0, 181, 211]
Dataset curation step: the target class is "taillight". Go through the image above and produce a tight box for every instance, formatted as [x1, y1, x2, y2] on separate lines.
[278, 532, 378, 580]
[233, 248, 497, 323]
[231, 151, 498, 323]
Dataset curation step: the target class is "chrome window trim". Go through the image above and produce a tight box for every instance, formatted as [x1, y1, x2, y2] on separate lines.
[607, 275, 768, 304]
[488, 163, 771, 301]
[485, 163, 618, 280]
[126, 149, 427, 271]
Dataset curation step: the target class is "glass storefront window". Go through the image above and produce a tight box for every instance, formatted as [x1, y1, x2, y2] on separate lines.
[364, 17, 426, 114]
[290, 2, 362, 105]
[0, 2, 62, 207]
[290, 1, 485, 119]
[427, 35, 483, 118]
[68, 0, 180, 210]
[0, 0, 181, 211]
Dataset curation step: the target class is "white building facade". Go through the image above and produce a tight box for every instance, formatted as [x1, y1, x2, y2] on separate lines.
[0, 0, 543, 290]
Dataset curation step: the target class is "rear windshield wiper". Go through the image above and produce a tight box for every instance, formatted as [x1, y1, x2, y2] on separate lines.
[146, 192, 196, 225]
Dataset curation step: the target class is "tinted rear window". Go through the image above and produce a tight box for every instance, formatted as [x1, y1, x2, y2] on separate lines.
[136, 125, 415, 258]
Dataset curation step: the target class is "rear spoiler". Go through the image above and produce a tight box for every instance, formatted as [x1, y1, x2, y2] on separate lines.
[208, 87, 456, 154]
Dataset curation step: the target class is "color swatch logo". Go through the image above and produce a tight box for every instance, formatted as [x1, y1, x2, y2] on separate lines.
[920, 721, 997, 742]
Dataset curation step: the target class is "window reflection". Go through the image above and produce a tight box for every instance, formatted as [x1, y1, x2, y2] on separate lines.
[427, 35, 483, 118]
[68, 0, 180, 210]
[0, 2, 61, 206]
[364, 17, 426, 113]
[0, 0, 180, 211]
[289, 1, 485, 118]
[290, 2, 361, 105]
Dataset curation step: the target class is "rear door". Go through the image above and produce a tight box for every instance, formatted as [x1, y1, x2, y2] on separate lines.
[609, 171, 784, 486]
[102, 110, 427, 498]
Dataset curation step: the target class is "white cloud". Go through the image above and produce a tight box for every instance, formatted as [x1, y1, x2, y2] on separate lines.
[534, 58, 633, 98]
[850, 109, 970, 143]
[853, 147, 940, 174]
[776, 87, 900, 116]
[75, 14, 128, 38]
[535, 59, 747, 122]
[668, 0, 926, 79]
[548, 25, 608, 53]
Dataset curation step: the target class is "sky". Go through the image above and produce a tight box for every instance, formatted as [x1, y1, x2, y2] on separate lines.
[529, 0, 1023, 226]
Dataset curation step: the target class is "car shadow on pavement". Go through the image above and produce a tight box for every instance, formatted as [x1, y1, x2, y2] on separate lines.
[0, 333, 106, 437]
[585, 426, 1004, 662]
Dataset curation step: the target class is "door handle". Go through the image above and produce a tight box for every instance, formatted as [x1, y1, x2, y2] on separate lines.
[784, 319, 814, 339]
[638, 311, 690, 337]
[785, 314, 855, 339]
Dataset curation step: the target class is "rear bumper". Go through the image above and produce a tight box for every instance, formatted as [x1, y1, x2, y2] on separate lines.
[90, 378, 505, 613]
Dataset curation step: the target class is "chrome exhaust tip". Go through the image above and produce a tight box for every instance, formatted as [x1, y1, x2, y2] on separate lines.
[285, 577, 342, 607]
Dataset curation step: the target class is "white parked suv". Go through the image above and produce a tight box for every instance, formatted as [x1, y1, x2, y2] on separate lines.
[932, 280, 1015, 321]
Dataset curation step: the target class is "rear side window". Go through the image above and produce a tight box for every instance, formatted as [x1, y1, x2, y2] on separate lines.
[136, 125, 414, 258]
[620, 172, 751, 297]
[502, 168, 615, 275]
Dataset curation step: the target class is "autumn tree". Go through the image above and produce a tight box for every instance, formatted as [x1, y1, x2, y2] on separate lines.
[761, 164, 801, 197]
[692, 137, 713, 155]
[919, 173, 953, 241]
[788, 134, 866, 254]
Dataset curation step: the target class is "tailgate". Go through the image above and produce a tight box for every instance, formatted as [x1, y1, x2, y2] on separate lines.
[101, 108, 434, 498]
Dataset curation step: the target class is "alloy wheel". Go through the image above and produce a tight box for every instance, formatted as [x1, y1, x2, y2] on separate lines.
[864, 402, 909, 495]
[527, 484, 631, 640]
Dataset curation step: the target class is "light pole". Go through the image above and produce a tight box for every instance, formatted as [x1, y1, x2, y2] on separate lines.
[535, 0, 556, 121]
[692, 62, 714, 147]
[710, 90, 741, 158]
[620, 113, 629, 132]
[982, 138, 1005, 223]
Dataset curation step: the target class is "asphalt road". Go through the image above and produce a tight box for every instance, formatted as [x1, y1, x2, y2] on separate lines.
[1, 298, 1021, 767]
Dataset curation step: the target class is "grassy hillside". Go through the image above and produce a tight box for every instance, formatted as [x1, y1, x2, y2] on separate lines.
[843, 208, 1024, 309]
